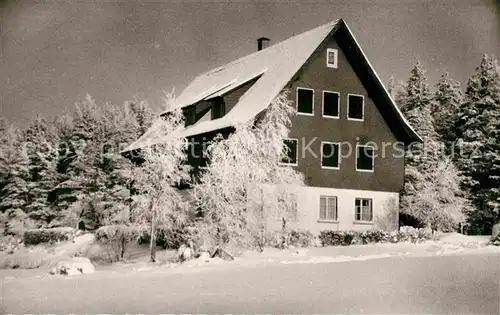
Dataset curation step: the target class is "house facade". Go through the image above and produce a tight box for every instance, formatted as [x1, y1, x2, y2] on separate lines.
[125, 19, 421, 233]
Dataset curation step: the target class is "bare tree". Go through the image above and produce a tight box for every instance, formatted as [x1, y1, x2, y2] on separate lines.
[132, 96, 190, 262]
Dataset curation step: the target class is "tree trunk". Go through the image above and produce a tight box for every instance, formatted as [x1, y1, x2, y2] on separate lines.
[150, 209, 156, 263]
[120, 237, 126, 261]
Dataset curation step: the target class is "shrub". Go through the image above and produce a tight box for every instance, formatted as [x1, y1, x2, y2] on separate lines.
[95, 224, 143, 262]
[398, 226, 432, 243]
[138, 224, 199, 250]
[490, 233, 500, 246]
[23, 227, 77, 246]
[261, 229, 315, 250]
[287, 229, 316, 248]
[0, 247, 59, 269]
[318, 230, 356, 246]
[0, 235, 22, 252]
[360, 230, 389, 244]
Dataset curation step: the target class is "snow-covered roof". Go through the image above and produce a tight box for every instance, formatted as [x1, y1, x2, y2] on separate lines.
[124, 19, 421, 153]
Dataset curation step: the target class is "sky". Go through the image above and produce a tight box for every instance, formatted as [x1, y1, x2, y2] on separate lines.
[1, 0, 499, 126]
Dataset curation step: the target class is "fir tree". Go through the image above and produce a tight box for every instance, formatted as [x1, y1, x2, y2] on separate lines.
[0, 127, 32, 234]
[455, 54, 500, 234]
[432, 72, 463, 151]
[22, 116, 59, 226]
[401, 61, 442, 172]
[399, 61, 463, 230]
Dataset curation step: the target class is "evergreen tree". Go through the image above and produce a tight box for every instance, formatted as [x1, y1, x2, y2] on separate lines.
[399, 61, 463, 230]
[0, 122, 32, 234]
[432, 72, 463, 150]
[22, 116, 59, 226]
[401, 61, 442, 172]
[455, 54, 500, 234]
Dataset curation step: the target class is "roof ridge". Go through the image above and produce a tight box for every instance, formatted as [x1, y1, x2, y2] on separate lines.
[197, 20, 339, 80]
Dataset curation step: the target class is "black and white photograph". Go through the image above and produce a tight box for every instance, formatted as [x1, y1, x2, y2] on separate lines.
[0, 0, 499, 313]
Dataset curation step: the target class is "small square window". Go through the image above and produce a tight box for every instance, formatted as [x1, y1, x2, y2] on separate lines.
[326, 48, 338, 68]
[281, 139, 298, 165]
[356, 145, 374, 171]
[297, 88, 314, 115]
[321, 142, 340, 169]
[323, 91, 340, 118]
[348, 94, 364, 120]
[355, 198, 373, 221]
[320, 196, 338, 220]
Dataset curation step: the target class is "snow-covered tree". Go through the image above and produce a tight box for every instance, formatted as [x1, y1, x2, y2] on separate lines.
[399, 61, 464, 231]
[127, 99, 155, 137]
[132, 96, 190, 262]
[49, 95, 155, 230]
[432, 72, 463, 151]
[22, 116, 59, 226]
[401, 61, 442, 174]
[0, 120, 33, 234]
[192, 92, 305, 250]
[401, 157, 468, 232]
[455, 54, 500, 234]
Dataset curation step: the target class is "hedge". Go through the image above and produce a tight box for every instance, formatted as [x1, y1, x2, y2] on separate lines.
[23, 227, 77, 246]
[319, 226, 432, 247]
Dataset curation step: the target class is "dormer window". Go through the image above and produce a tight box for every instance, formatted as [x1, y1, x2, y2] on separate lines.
[211, 97, 225, 120]
[185, 107, 196, 127]
[326, 48, 338, 68]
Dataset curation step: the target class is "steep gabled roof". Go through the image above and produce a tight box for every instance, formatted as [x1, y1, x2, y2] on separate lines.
[124, 19, 421, 153]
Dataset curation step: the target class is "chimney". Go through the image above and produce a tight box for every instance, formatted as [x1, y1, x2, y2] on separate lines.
[257, 37, 270, 51]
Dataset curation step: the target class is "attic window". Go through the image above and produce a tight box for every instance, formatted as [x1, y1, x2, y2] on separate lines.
[326, 48, 338, 69]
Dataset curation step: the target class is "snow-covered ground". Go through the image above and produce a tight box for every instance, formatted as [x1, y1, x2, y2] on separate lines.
[1, 232, 497, 281]
[237, 233, 498, 266]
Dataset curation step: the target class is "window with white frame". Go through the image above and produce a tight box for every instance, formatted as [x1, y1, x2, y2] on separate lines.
[319, 196, 338, 221]
[355, 198, 373, 221]
[322, 91, 340, 118]
[281, 139, 298, 165]
[321, 142, 340, 169]
[347, 94, 364, 120]
[296, 88, 314, 115]
[326, 48, 338, 68]
[356, 145, 374, 171]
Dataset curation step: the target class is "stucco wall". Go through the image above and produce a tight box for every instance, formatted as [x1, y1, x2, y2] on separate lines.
[268, 186, 399, 234]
